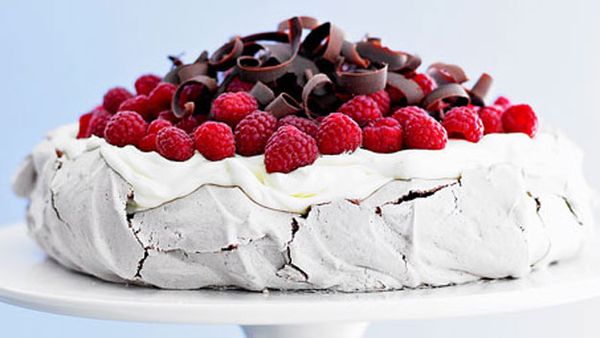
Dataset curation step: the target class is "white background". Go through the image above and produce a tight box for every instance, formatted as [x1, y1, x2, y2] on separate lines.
[1, 0, 599, 336]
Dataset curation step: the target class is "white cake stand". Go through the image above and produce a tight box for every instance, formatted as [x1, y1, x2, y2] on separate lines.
[1, 224, 600, 338]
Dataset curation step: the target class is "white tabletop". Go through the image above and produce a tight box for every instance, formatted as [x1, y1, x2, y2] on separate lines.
[0, 224, 599, 325]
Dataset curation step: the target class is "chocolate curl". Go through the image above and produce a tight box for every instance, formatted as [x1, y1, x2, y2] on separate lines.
[290, 55, 320, 87]
[177, 51, 210, 83]
[356, 38, 418, 72]
[469, 73, 493, 106]
[237, 17, 302, 83]
[427, 63, 469, 85]
[302, 73, 337, 119]
[163, 55, 185, 84]
[209, 37, 244, 71]
[422, 83, 470, 112]
[265, 93, 302, 118]
[386, 72, 425, 105]
[249, 81, 275, 106]
[172, 75, 217, 118]
[301, 22, 344, 64]
[341, 41, 370, 68]
[277, 16, 319, 31]
[336, 63, 388, 95]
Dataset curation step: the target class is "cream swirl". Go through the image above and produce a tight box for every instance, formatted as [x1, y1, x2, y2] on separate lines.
[43, 123, 587, 213]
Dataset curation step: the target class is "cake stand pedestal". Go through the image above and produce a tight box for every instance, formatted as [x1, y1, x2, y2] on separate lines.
[1, 224, 600, 338]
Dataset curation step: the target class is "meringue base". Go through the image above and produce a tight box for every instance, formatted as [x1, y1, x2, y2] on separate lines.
[13, 138, 593, 291]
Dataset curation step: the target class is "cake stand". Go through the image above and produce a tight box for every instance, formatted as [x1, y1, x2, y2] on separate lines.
[1, 224, 600, 338]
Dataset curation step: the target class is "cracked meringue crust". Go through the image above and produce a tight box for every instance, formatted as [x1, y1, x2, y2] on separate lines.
[12, 124, 595, 292]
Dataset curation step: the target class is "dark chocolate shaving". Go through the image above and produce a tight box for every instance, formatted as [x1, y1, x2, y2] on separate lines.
[337, 62, 388, 95]
[427, 63, 469, 85]
[164, 16, 497, 124]
[302, 73, 337, 119]
[422, 83, 470, 113]
[249, 81, 275, 106]
[237, 18, 303, 83]
[301, 22, 344, 64]
[265, 93, 302, 118]
[172, 75, 217, 118]
[386, 72, 425, 105]
[209, 38, 244, 71]
[469, 73, 493, 106]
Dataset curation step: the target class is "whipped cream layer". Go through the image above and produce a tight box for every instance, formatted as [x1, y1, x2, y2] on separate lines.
[43, 123, 588, 213]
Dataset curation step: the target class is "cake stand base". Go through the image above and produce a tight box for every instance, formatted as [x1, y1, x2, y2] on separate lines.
[242, 323, 369, 338]
[1, 224, 600, 338]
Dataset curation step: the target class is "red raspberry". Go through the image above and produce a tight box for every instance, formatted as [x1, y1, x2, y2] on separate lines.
[227, 76, 254, 93]
[338, 95, 382, 126]
[442, 106, 484, 142]
[493, 96, 511, 110]
[211, 92, 258, 128]
[156, 127, 195, 161]
[175, 115, 200, 134]
[362, 117, 403, 153]
[193, 121, 236, 161]
[234, 111, 278, 156]
[137, 134, 157, 152]
[103, 87, 133, 114]
[148, 82, 177, 113]
[316, 113, 362, 155]
[411, 73, 436, 96]
[89, 108, 112, 138]
[135, 74, 161, 96]
[77, 110, 95, 139]
[104, 111, 148, 147]
[391, 106, 429, 128]
[264, 126, 318, 173]
[368, 90, 391, 116]
[118, 95, 153, 120]
[157, 110, 178, 123]
[502, 104, 538, 137]
[478, 105, 504, 134]
[277, 115, 319, 138]
[404, 115, 448, 150]
[147, 119, 172, 134]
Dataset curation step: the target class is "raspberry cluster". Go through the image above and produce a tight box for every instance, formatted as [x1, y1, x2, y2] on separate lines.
[76, 17, 539, 174]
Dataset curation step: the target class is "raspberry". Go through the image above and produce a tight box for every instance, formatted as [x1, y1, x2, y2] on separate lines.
[264, 126, 318, 173]
[193, 121, 236, 161]
[156, 127, 195, 161]
[157, 110, 178, 123]
[104, 111, 148, 147]
[362, 117, 403, 153]
[103, 87, 133, 114]
[404, 115, 448, 150]
[135, 74, 161, 96]
[175, 115, 200, 134]
[148, 82, 177, 113]
[118, 95, 153, 120]
[147, 119, 172, 134]
[227, 76, 254, 93]
[502, 104, 538, 137]
[277, 115, 319, 138]
[234, 111, 278, 156]
[411, 73, 436, 96]
[316, 113, 362, 155]
[211, 92, 258, 128]
[89, 108, 112, 138]
[442, 106, 484, 142]
[391, 106, 429, 128]
[368, 90, 391, 115]
[493, 96, 511, 110]
[338, 95, 382, 126]
[77, 111, 95, 139]
[478, 105, 504, 134]
[137, 133, 157, 152]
